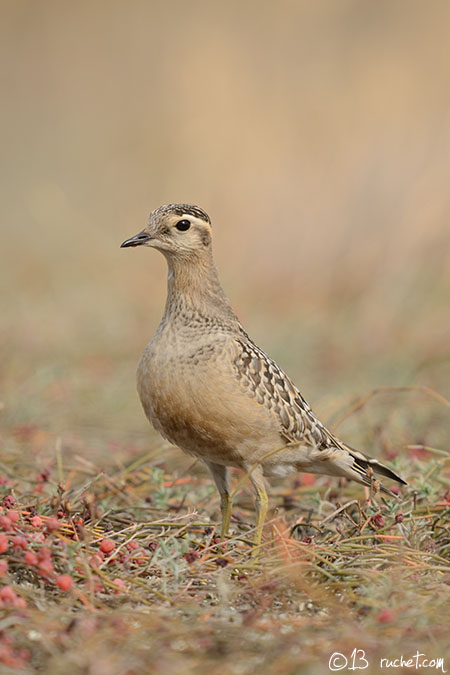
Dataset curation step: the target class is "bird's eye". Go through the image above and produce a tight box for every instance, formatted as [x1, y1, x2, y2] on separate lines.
[176, 220, 191, 232]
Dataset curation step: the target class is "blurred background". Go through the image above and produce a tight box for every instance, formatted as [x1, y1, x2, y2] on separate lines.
[1, 0, 449, 471]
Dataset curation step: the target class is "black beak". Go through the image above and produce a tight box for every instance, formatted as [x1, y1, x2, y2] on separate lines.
[120, 230, 153, 248]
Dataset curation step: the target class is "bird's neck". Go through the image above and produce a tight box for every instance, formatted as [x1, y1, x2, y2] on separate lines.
[163, 250, 238, 324]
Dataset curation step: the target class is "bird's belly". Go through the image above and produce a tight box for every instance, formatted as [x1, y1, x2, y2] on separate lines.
[137, 346, 279, 467]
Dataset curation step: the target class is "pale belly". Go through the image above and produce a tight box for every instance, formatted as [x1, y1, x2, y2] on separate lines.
[136, 338, 281, 469]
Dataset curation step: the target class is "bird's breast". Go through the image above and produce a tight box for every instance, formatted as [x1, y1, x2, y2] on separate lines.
[136, 332, 278, 466]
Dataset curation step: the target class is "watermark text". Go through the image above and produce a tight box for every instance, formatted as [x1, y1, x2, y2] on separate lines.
[328, 649, 447, 672]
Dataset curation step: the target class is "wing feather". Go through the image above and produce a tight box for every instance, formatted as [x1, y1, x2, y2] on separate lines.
[233, 335, 407, 491]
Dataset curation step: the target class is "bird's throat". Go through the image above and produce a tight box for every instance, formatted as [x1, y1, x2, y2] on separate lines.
[164, 252, 237, 323]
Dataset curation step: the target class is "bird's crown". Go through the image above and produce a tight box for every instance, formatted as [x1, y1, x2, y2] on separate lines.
[151, 204, 211, 225]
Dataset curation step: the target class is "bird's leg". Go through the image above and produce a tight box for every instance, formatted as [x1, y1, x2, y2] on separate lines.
[247, 463, 268, 556]
[205, 461, 231, 539]
[219, 492, 232, 538]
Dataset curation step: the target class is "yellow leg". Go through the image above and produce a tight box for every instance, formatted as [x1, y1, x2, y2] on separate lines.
[247, 464, 268, 556]
[253, 486, 268, 552]
[220, 492, 232, 538]
[205, 461, 232, 539]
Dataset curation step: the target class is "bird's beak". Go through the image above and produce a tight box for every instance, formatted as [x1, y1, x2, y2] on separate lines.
[120, 230, 153, 248]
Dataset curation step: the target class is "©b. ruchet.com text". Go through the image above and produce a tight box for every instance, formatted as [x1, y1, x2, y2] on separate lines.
[329, 649, 447, 672]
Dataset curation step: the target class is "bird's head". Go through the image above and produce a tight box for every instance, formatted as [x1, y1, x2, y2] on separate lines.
[121, 204, 212, 259]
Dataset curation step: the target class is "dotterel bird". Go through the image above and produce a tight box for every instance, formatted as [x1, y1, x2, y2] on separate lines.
[121, 204, 406, 548]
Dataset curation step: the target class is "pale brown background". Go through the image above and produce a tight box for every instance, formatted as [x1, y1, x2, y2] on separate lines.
[1, 1, 449, 456]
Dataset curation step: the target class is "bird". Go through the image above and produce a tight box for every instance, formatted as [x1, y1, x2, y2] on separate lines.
[121, 204, 406, 549]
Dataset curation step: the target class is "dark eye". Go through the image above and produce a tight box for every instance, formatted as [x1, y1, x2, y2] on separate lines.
[176, 220, 191, 231]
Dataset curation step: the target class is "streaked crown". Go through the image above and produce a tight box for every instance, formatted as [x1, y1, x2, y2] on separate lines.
[151, 204, 211, 225]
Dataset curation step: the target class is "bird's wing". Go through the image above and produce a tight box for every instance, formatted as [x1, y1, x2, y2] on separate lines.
[233, 335, 332, 447]
[233, 335, 406, 491]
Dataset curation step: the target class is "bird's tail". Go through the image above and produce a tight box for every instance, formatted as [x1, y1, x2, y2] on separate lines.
[342, 443, 407, 497]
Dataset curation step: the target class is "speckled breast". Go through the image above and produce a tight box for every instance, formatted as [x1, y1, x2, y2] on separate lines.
[136, 333, 278, 467]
